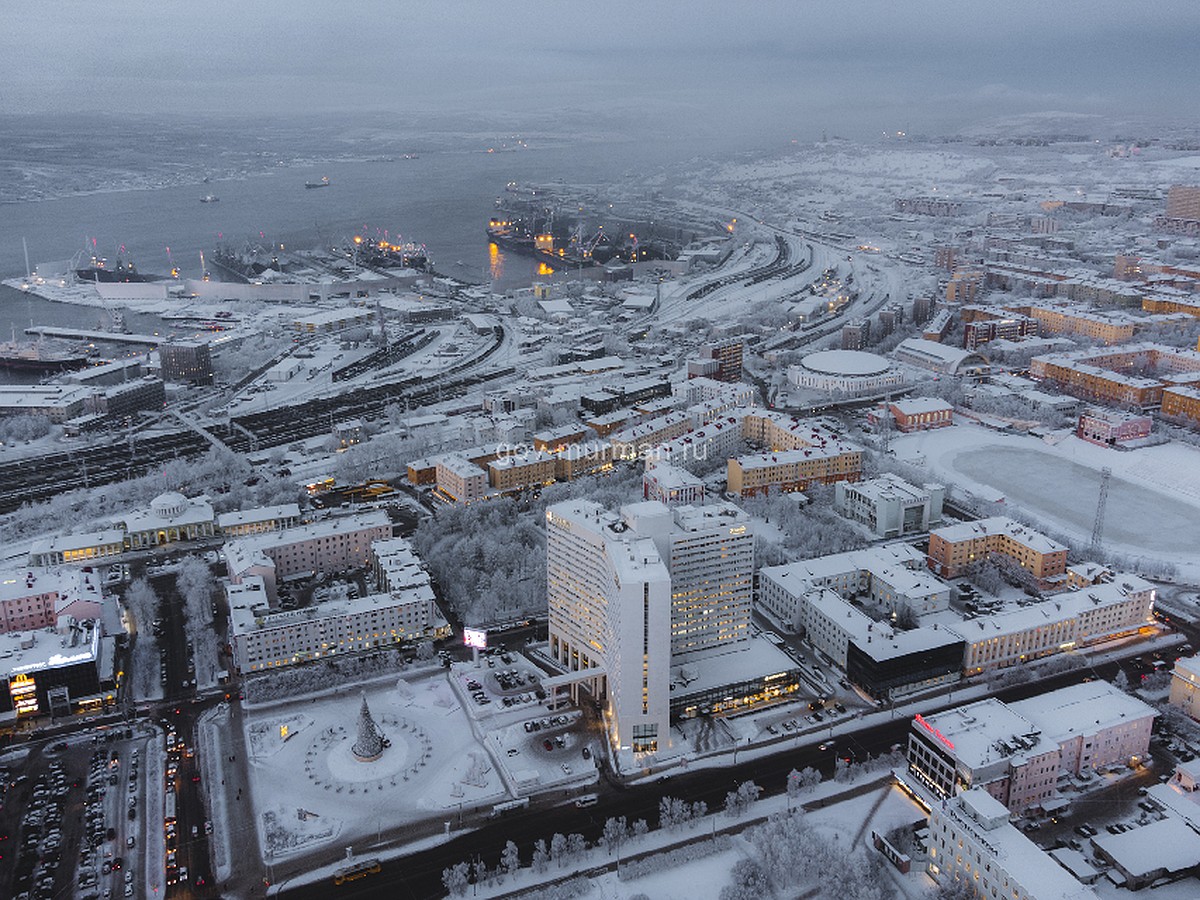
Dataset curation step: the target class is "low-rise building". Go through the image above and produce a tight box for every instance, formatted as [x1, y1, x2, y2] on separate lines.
[28, 530, 125, 568]
[894, 338, 990, 377]
[488, 449, 557, 493]
[217, 503, 302, 537]
[0, 567, 105, 634]
[227, 572, 448, 674]
[760, 542, 952, 622]
[1169, 653, 1200, 721]
[642, 464, 706, 507]
[645, 415, 742, 473]
[435, 456, 489, 503]
[224, 510, 392, 603]
[552, 440, 613, 481]
[870, 397, 954, 432]
[834, 474, 945, 539]
[1089, 818, 1200, 890]
[0, 617, 115, 717]
[1075, 407, 1152, 447]
[120, 492, 217, 550]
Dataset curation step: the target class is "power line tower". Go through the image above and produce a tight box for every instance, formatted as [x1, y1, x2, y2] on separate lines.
[1090, 466, 1112, 555]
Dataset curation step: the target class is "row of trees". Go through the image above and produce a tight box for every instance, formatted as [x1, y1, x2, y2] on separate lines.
[124, 577, 161, 701]
[412, 464, 645, 626]
[242, 642, 435, 703]
[0, 446, 299, 545]
[740, 484, 868, 569]
[175, 557, 223, 687]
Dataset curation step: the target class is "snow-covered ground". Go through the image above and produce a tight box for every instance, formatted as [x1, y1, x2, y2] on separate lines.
[242, 673, 500, 861]
[238, 657, 598, 865]
[891, 421, 1200, 577]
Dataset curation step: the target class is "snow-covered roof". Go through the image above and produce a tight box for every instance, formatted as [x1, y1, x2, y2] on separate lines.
[669, 636, 797, 697]
[920, 698, 1048, 770]
[436, 456, 489, 479]
[29, 530, 125, 556]
[1009, 681, 1157, 743]
[121, 495, 214, 533]
[800, 349, 892, 377]
[937, 790, 1100, 900]
[217, 503, 301, 530]
[947, 575, 1153, 643]
[890, 397, 953, 415]
[930, 516, 1066, 554]
[1173, 652, 1200, 682]
[0, 618, 101, 679]
[1091, 817, 1200, 878]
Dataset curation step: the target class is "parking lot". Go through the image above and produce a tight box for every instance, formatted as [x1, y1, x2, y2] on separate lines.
[451, 650, 597, 792]
[0, 727, 150, 900]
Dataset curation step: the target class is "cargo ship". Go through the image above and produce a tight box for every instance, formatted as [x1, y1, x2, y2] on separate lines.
[74, 255, 166, 283]
[0, 338, 92, 373]
[305, 176, 331, 189]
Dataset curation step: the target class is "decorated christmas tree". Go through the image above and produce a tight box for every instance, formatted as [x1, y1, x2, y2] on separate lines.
[351, 692, 385, 761]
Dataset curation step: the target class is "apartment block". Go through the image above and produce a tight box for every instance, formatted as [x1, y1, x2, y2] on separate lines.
[487, 450, 557, 493]
[949, 576, 1155, 675]
[927, 516, 1067, 581]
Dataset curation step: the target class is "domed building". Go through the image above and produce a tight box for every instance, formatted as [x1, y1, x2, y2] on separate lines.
[787, 349, 906, 399]
[121, 492, 216, 550]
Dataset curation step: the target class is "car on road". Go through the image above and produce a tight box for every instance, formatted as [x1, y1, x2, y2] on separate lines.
[543, 739, 553, 751]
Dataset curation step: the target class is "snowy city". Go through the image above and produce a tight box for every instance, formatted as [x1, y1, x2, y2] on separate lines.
[4, 4, 1200, 900]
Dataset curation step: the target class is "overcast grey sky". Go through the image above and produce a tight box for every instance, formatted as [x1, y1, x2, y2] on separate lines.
[3, 1, 1199, 142]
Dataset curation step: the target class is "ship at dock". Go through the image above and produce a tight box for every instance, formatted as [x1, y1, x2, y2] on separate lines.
[487, 185, 685, 272]
[74, 254, 167, 284]
[0, 336, 93, 373]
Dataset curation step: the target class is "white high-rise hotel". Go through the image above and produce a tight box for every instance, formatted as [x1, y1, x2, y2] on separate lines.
[546, 499, 753, 756]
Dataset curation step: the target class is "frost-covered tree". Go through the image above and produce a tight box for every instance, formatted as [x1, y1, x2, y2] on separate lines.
[566, 833, 587, 861]
[834, 756, 853, 783]
[500, 840, 520, 877]
[442, 862, 470, 897]
[724, 780, 762, 818]
[719, 859, 770, 900]
[531, 839, 550, 874]
[631, 818, 649, 839]
[602, 816, 628, 854]
[550, 832, 568, 868]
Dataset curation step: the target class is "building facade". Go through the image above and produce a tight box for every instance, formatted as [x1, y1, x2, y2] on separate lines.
[927, 517, 1068, 581]
[950, 576, 1155, 674]
[907, 682, 1155, 813]
[834, 474, 945, 538]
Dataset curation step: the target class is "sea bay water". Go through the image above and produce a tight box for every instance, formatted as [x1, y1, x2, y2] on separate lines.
[0, 134, 727, 383]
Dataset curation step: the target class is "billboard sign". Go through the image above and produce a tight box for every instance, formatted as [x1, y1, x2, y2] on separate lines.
[463, 628, 488, 650]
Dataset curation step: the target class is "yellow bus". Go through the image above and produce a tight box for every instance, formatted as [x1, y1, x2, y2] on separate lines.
[334, 859, 382, 885]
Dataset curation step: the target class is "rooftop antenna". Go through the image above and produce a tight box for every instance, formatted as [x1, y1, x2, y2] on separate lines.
[1090, 466, 1111, 555]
